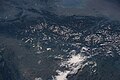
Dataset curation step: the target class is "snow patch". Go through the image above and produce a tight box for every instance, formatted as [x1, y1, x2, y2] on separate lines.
[35, 77, 42, 80]
[53, 54, 87, 80]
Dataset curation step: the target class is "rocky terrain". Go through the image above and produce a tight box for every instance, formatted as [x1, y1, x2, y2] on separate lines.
[0, 12, 120, 80]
